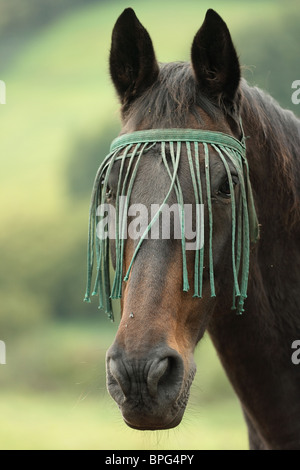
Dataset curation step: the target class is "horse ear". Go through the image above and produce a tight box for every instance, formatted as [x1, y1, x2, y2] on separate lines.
[191, 9, 240, 107]
[109, 8, 159, 105]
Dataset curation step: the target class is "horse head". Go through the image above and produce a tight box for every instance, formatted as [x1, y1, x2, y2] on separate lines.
[86, 8, 259, 431]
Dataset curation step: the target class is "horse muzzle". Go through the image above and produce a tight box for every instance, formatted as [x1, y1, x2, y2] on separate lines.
[106, 342, 196, 430]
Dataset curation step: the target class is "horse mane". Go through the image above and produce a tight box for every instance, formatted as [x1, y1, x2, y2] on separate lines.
[240, 80, 300, 230]
[123, 62, 221, 127]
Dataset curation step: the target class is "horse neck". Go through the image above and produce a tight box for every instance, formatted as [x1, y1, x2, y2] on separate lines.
[207, 83, 300, 448]
[241, 83, 300, 320]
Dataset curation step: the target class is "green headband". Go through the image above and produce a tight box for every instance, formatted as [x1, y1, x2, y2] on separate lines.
[84, 127, 259, 320]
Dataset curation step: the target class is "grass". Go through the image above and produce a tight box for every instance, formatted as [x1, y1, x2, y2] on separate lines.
[0, 321, 248, 450]
[0, 391, 247, 450]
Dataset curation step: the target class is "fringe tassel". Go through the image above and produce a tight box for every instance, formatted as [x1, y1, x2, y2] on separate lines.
[84, 128, 259, 320]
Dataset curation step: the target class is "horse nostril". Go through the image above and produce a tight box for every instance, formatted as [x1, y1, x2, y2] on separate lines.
[147, 357, 169, 398]
[107, 346, 185, 411]
[147, 354, 184, 399]
[108, 358, 131, 398]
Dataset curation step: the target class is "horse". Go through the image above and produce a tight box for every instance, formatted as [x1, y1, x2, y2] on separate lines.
[85, 8, 300, 449]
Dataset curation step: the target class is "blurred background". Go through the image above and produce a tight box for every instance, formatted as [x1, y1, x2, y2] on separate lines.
[0, 0, 299, 450]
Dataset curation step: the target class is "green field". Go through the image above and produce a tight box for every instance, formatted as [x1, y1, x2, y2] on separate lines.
[0, 0, 298, 450]
[0, 322, 248, 450]
[0, 392, 247, 450]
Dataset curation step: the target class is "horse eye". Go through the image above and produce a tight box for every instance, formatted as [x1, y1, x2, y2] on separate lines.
[217, 176, 238, 199]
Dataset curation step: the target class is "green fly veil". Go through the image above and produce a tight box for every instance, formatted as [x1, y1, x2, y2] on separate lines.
[84, 127, 259, 320]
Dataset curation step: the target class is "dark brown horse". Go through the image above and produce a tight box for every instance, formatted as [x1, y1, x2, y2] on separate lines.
[95, 8, 300, 449]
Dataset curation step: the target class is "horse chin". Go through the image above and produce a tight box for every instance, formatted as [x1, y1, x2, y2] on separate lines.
[117, 366, 196, 431]
[123, 409, 185, 431]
